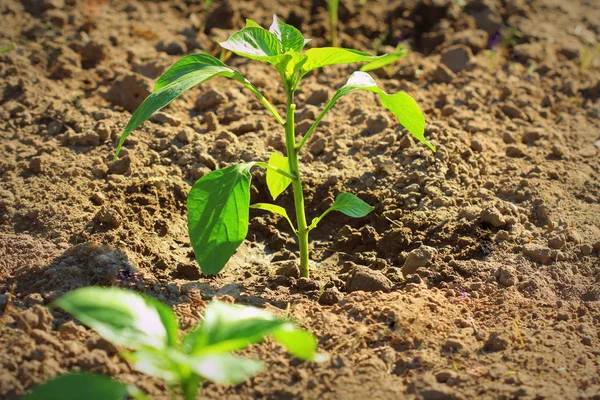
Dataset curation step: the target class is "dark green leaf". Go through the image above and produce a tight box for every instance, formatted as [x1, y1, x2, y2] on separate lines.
[269, 15, 305, 52]
[183, 301, 286, 355]
[187, 163, 253, 274]
[309, 192, 374, 230]
[250, 203, 296, 234]
[21, 373, 134, 400]
[265, 152, 292, 200]
[52, 287, 178, 350]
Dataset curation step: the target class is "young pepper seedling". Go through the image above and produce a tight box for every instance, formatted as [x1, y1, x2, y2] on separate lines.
[23, 287, 321, 400]
[113, 15, 435, 278]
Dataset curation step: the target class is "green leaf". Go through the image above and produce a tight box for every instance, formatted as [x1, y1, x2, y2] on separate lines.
[21, 373, 135, 400]
[187, 163, 253, 275]
[183, 301, 286, 355]
[309, 192, 374, 230]
[245, 19, 262, 28]
[123, 348, 184, 383]
[271, 323, 318, 360]
[269, 15, 306, 52]
[265, 152, 292, 200]
[359, 47, 408, 72]
[184, 354, 264, 385]
[250, 203, 296, 234]
[115, 53, 284, 159]
[316, 71, 433, 151]
[301, 48, 384, 73]
[52, 287, 178, 351]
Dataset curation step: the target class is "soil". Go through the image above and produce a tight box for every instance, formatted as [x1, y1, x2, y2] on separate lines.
[1, 0, 600, 399]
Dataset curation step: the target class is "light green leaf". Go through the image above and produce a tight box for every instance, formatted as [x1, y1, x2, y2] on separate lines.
[271, 323, 318, 360]
[309, 192, 374, 230]
[115, 53, 283, 159]
[187, 163, 253, 275]
[183, 301, 285, 355]
[52, 287, 178, 351]
[21, 373, 135, 400]
[269, 15, 305, 52]
[184, 354, 264, 385]
[123, 348, 183, 383]
[265, 152, 292, 200]
[250, 203, 296, 234]
[301, 48, 384, 73]
[359, 47, 408, 72]
[310, 71, 433, 151]
[245, 19, 262, 28]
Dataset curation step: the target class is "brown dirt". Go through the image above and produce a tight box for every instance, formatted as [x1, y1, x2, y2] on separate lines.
[1, 0, 600, 399]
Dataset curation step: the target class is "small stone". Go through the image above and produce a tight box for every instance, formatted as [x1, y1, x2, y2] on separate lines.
[215, 283, 242, 299]
[480, 206, 506, 228]
[151, 112, 181, 127]
[195, 89, 225, 111]
[108, 155, 131, 175]
[470, 139, 483, 152]
[484, 331, 509, 352]
[495, 266, 517, 287]
[506, 145, 525, 158]
[547, 235, 565, 249]
[28, 156, 47, 174]
[522, 128, 544, 144]
[296, 278, 320, 291]
[580, 244, 593, 256]
[91, 192, 106, 205]
[502, 131, 517, 144]
[176, 127, 196, 144]
[347, 266, 393, 293]
[309, 137, 326, 156]
[551, 144, 564, 158]
[435, 369, 458, 383]
[95, 206, 122, 229]
[522, 243, 553, 264]
[455, 318, 470, 328]
[500, 104, 526, 120]
[177, 263, 201, 280]
[205, 112, 220, 131]
[440, 45, 473, 73]
[402, 245, 436, 275]
[156, 38, 186, 55]
[582, 336, 593, 346]
[434, 64, 456, 83]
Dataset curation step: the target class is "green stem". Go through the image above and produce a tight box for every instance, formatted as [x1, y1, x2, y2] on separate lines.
[285, 98, 310, 278]
[254, 162, 296, 180]
[182, 376, 200, 400]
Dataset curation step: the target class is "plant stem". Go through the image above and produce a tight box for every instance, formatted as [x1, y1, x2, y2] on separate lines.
[285, 99, 310, 278]
[182, 376, 200, 400]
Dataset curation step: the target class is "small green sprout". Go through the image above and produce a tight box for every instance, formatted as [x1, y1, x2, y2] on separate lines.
[113, 15, 434, 278]
[22, 287, 321, 400]
[327, 0, 367, 47]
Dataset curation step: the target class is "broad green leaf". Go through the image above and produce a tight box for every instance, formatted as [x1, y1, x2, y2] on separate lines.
[271, 323, 318, 360]
[52, 287, 178, 350]
[115, 53, 283, 159]
[187, 163, 253, 275]
[313, 71, 433, 151]
[123, 348, 184, 383]
[269, 15, 305, 52]
[301, 48, 384, 73]
[219, 27, 292, 71]
[265, 152, 292, 200]
[21, 373, 135, 400]
[309, 192, 374, 230]
[359, 47, 408, 72]
[250, 203, 296, 234]
[184, 354, 264, 385]
[183, 301, 285, 355]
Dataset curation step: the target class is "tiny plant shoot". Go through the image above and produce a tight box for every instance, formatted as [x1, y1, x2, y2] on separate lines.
[23, 287, 320, 400]
[114, 16, 434, 278]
